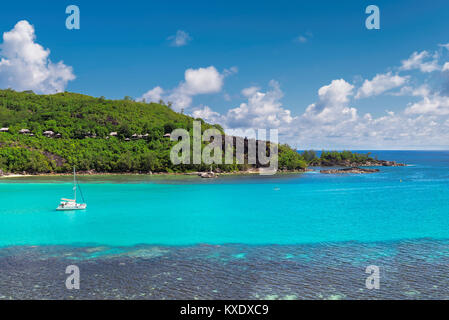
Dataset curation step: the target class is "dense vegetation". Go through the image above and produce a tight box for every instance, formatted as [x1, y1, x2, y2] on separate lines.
[0, 89, 307, 174]
[301, 150, 374, 166]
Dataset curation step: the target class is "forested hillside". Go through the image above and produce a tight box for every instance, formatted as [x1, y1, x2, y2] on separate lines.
[0, 89, 307, 174]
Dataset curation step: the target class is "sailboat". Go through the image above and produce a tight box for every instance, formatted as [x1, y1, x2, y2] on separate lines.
[56, 166, 87, 211]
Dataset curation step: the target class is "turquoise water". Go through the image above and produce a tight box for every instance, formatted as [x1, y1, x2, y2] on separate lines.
[1, 151, 449, 247]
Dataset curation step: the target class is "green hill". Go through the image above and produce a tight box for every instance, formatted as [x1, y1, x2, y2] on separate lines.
[0, 89, 306, 174]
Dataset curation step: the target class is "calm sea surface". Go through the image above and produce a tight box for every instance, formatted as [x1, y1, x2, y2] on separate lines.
[1, 150, 449, 299]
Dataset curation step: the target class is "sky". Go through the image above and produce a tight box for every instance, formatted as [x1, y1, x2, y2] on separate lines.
[1, 0, 449, 149]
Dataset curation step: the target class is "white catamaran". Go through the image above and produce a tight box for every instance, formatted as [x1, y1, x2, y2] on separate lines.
[56, 167, 87, 211]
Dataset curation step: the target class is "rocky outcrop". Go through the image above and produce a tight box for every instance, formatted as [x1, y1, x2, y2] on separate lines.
[199, 172, 218, 178]
[377, 160, 406, 167]
[320, 167, 380, 174]
[316, 160, 406, 167]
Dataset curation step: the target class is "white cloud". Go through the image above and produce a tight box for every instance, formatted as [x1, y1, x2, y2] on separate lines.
[445, 119, 449, 127]
[303, 79, 356, 123]
[168, 30, 192, 47]
[140, 86, 164, 103]
[411, 84, 432, 97]
[192, 106, 223, 123]
[226, 80, 295, 129]
[241, 86, 260, 97]
[443, 62, 449, 72]
[392, 84, 432, 97]
[400, 51, 440, 73]
[192, 81, 295, 131]
[139, 66, 225, 111]
[355, 72, 408, 99]
[223, 66, 238, 77]
[182, 66, 223, 95]
[0, 20, 75, 93]
[405, 93, 449, 115]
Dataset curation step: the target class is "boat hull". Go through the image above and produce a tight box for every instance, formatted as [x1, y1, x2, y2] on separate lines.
[56, 204, 87, 211]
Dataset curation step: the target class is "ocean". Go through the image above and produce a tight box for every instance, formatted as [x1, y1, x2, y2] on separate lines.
[1, 150, 449, 299]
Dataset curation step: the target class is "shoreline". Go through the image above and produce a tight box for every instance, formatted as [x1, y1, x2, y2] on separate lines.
[0, 162, 409, 179]
[0, 169, 308, 179]
[0, 159, 407, 179]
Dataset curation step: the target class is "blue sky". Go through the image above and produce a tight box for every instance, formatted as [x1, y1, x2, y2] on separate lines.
[1, 0, 449, 149]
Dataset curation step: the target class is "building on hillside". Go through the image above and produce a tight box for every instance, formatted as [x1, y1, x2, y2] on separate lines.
[0, 128, 9, 132]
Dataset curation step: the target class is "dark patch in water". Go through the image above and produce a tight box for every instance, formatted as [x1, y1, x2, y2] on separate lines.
[1, 240, 449, 299]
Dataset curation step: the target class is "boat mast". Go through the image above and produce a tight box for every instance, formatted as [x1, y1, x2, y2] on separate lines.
[73, 166, 77, 203]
